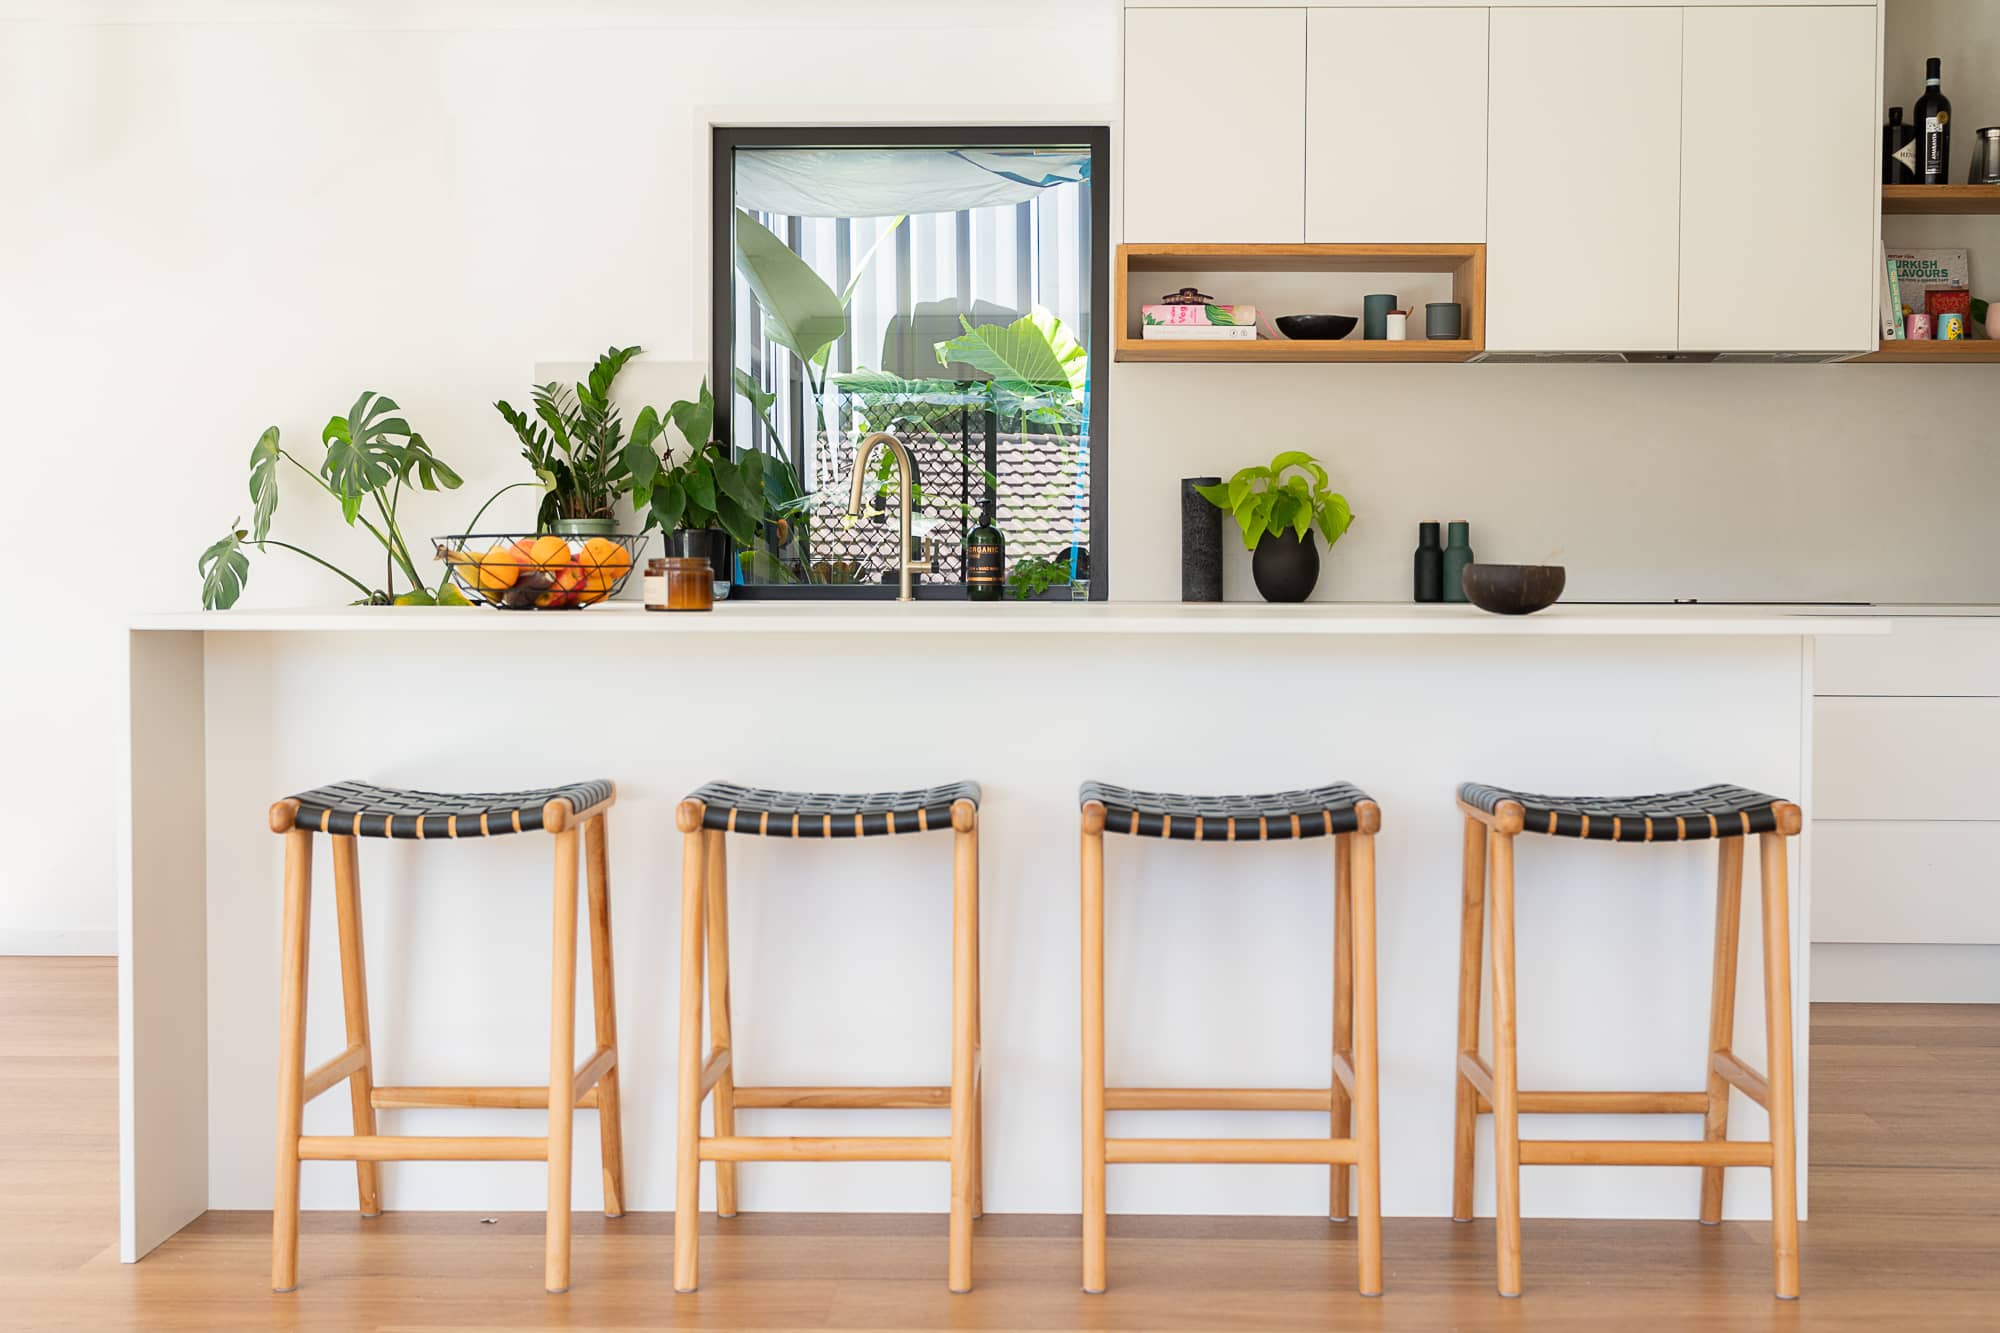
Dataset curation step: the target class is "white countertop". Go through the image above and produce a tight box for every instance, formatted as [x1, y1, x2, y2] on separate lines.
[130, 601, 1889, 636]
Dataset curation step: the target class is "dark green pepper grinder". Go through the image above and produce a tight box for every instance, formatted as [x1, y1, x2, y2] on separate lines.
[1442, 520, 1474, 603]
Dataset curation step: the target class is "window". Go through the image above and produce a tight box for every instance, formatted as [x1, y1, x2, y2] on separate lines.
[712, 126, 1109, 598]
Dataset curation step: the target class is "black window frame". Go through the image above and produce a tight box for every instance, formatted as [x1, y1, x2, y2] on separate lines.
[711, 123, 1111, 600]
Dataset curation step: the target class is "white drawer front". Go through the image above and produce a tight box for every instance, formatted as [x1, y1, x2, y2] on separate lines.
[1812, 823, 2000, 945]
[1816, 618, 2000, 697]
[1814, 698, 2000, 822]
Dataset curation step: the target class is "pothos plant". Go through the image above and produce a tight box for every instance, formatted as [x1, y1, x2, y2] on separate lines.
[623, 380, 766, 546]
[199, 392, 528, 609]
[1196, 450, 1354, 551]
[494, 344, 642, 527]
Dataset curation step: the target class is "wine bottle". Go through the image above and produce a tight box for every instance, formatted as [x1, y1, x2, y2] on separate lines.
[1884, 107, 1918, 185]
[1915, 58, 1951, 184]
[965, 508, 1004, 602]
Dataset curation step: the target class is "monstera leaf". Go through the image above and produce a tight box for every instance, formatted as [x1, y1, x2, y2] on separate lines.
[321, 392, 409, 523]
[199, 525, 250, 610]
[248, 427, 281, 543]
[934, 306, 1087, 423]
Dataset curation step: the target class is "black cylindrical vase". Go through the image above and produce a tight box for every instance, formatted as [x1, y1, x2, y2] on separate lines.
[1251, 529, 1320, 603]
[1181, 477, 1222, 602]
[668, 527, 733, 598]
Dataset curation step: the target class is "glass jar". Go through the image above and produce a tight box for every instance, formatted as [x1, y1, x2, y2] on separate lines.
[665, 556, 715, 612]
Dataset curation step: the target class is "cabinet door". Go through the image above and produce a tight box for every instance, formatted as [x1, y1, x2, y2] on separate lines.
[1679, 6, 1877, 352]
[1486, 7, 1682, 351]
[1305, 8, 1488, 243]
[1123, 8, 1306, 243]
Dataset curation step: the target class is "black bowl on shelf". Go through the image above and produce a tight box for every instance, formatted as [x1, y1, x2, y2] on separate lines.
[1275, 314, 1358, 341]
[1462, 563, 1567, 616]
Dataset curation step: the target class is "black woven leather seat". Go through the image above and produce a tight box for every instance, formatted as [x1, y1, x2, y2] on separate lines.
[285, 778, 614, 839]
[1080, 780, 1374, 840]
[1458, 781, 1789, 842]
[689, 780, 980, 837]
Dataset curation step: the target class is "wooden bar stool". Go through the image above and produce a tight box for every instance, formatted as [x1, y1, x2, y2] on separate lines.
[1079, 781, 1384, 1297]
[267, 778, 624, 1295]
[1452, 782, 1802, 1299]
[672, 781, 983, 1294]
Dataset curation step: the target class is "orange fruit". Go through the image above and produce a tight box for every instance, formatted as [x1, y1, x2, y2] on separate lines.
[526, 534, 573, 570]
[576, 537, 632, 593]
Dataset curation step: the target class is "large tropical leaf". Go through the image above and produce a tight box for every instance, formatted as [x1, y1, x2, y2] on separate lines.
[667, 380, 715, 453]
[321, 392, 406, 524]
[733, 208, 846, 365]
[732, 367, 780, 443]
[399, 433, 462, 492]
[199, 526, 250, 609]
[933, 307, 1088, 420]
[247, 427, 281, 543]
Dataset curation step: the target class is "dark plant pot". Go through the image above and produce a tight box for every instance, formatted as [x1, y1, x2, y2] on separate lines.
[669, 527, 734, 599]
[1251, 529, 1320, 603]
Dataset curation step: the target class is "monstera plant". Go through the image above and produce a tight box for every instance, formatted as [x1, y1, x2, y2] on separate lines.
[199, 392, 482, 608]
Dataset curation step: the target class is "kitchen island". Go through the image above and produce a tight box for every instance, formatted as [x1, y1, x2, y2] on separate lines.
[118, 603, 1882, 1261]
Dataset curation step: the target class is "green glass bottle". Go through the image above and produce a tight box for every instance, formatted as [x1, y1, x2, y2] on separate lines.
[965, 508, 1005, 602]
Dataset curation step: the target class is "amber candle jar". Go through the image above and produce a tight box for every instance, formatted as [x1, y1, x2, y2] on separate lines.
[657, 556, 713, 611]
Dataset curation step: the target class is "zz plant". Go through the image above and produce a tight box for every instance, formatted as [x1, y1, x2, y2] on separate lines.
[1196, 450, 1354, 551]
[495, 344, 642, 527]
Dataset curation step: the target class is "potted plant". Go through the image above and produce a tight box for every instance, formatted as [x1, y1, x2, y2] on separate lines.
[495, 345, 643, 537]
[625, 380, 766, 597]
[1196, 451, 1354, 603]
[200, 391, 513, 608]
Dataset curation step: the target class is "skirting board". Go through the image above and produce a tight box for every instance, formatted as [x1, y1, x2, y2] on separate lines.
[0, 929, 117, 956]
[1812, 944, 2000, 1003]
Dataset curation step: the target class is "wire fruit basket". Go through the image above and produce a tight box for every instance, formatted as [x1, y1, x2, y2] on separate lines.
[433, 533, 645, 610]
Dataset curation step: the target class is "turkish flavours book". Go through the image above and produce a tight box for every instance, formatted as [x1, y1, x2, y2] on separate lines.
[1887, 248, 1969, 321]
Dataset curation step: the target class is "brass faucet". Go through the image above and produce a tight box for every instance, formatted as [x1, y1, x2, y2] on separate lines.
[845, 431, 933, 602]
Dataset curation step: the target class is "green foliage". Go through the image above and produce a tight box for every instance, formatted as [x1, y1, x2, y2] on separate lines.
[494, 345, 641, 525]
[1195, 450, 1354, 553]
[1008, 554, 1073, 600]
[200, 395, 479, 609]
[625, 379, 766, 548]
[934, 305, 1088, 425]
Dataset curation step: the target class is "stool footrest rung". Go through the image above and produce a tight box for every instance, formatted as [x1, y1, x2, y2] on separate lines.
[1105, 1087, 1336, 1112]
[700, 1135, 950, 1162]
[298, 1134, 549, 1161]
[370, 1085, 600, 1110]
[302, 1044, 367, 1103]
[1518, 1139, 1773, 1168]
[731, 1085, 951, 1109]
[1459, 1052, 1709, 1115]
[1710, 1050, 1771, 1108]
[1106, 1137, 1360, 1165]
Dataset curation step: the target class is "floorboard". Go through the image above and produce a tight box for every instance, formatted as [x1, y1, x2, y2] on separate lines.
[4, 959, 1995, 1329]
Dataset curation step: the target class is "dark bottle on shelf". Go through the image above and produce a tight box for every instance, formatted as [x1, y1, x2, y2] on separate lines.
[1414, 521, 1443, 603]
[1915, 57, 1951, 184]
[965, 509, 1005, 602]
[1884, 107, 1918, 185]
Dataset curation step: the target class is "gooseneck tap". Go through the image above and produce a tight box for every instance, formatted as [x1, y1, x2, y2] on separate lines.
[845, 431, 933, 602]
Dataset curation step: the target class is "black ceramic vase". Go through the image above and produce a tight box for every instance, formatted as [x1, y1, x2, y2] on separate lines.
[668, 527, 733, 598]
[1251, 529, 1320, 602]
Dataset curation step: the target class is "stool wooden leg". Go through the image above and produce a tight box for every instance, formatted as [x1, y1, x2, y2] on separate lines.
[704, 829, 738, 1219]
[1700, 837, 1745, 1225]
[971, 843, 985, 1222]
[1080, 804, 1108, 1294]
[271, 828, 313, 1293]
[585, 814, 626, 1219]
[328, 835, 381, 1219]
[1760, 831, 1801, 1300]
[1489, 828, 1524, 1298]
[1452, 814, 1487, 1223]
[673, 811, 709, 1294]
[1330, 832, 1353, 1222]
[544, 826, 581, 1294]
[1351, 828, 1383, 1298]
[948, 801, 979, 1293]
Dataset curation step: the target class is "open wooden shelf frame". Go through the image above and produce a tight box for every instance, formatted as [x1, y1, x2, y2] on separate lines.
[1850, 339, 2000, 364]
[1881, 184, 2000, 216]
[1114, 243, 1485, 363]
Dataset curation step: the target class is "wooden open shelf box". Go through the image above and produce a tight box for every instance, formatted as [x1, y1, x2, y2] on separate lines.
[1882, 184, 2000, 216]
[1862, 185, 2000, 359]
[1114, 243, 1485, 363]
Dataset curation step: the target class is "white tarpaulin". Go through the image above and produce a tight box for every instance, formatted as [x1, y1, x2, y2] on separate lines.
[734, 147, 1090, 218]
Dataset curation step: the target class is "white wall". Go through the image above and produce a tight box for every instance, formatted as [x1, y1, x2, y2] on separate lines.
[0, 0, 1117, 949]
[7, 0, 2000, 947]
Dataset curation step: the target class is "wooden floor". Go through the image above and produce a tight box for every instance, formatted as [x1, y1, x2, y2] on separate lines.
[6, 958, 1997, 1330]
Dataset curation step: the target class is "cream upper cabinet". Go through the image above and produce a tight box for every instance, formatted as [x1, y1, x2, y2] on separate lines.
[1305, 8, 1488, 243]
[1123, 7, 1306, 243]
[1486, 7, 1683, 351]
[1678, 6, 1877, 353]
